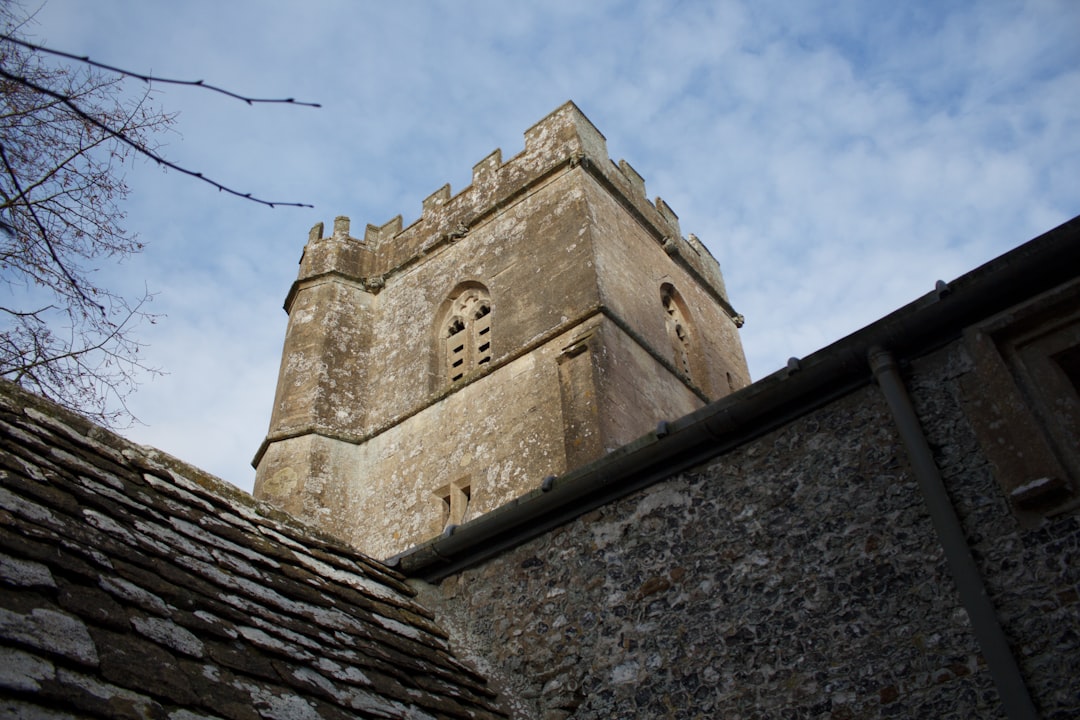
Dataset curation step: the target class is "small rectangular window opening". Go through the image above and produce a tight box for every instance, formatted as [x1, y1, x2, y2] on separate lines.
[436, 481, 471, 528]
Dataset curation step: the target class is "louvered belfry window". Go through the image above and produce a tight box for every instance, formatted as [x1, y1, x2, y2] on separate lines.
[662, 284, 693, 380]
[444, 287, 492, 384]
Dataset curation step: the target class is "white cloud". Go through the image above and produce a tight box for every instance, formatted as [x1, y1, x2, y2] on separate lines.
[15, 0, 1080, 491]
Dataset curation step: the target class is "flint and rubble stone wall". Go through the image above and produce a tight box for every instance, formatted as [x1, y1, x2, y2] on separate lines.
[905, 343, 1080, 716]
[417, 340, 1080, 719]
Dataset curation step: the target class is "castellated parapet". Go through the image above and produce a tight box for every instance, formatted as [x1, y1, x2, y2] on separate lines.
[254, 101, 750, 559]
[288, 102, 736, 315]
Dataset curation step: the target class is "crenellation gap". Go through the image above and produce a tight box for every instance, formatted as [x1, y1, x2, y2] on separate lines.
[364, 216, 404, 246]
[347, 103, 622, 276]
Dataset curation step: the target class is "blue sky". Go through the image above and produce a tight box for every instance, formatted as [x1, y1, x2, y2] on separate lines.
[24, 0, 1080, 492]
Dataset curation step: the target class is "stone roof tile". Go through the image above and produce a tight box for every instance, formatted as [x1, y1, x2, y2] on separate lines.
[0, 379, 506, 719]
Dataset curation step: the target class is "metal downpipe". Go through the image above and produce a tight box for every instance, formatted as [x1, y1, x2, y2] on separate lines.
[868, 346, 1038, 720]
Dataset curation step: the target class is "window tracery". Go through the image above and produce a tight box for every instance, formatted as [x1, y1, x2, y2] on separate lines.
[442, 285, 492, 383]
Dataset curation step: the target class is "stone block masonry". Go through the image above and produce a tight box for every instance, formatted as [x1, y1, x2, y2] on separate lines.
[254, 102, 751, 559]
[418, 386, 1006, 718]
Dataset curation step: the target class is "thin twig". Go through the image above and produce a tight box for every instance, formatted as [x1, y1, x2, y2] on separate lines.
[0, 67, 314, 208]
[0, 141, 106, 313]
[3, 36, 321, 108]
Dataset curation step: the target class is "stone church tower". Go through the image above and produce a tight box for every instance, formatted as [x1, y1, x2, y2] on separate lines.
[253, 102, 750, 559]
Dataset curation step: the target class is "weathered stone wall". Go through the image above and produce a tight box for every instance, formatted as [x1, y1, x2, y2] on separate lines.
[587, 315, 705, 455]
[364, 172, 600, 430]
[263, 275, 375, 438]
[416, 340, 1080, 719]
[264, 309, 711, 561]
[255, 102, 751, 560]
[334, 338, 572, 560]
[586, 173, 750, 399]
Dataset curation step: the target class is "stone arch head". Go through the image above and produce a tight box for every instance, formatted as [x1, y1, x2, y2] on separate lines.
[660, 282, 692, 331]
[442, 282, 490, 322]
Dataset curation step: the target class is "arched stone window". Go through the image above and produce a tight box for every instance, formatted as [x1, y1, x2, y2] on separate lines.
[442, 284, 492, 384]
[661, 283, 693, 381]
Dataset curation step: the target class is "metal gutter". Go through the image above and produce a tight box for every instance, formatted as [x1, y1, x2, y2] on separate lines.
[390, 214, 1080, 582]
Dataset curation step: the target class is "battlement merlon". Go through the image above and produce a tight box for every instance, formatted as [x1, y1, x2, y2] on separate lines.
[295, 216, 373, 278]
[336, 101, 738, 310]
[285, 216, 382, 313]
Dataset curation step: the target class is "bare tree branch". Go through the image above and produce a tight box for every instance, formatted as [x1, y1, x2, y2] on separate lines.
[3, 36, 321, 108]
[0, 0, 318, 426]
[0, 67, 313, 209]
[0, 140, 103, 312]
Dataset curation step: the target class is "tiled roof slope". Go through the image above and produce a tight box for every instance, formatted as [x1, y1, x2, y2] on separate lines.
[0, 379, 506, 719]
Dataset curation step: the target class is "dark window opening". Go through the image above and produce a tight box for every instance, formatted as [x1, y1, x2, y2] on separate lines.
[1054, 345, 1080, 395]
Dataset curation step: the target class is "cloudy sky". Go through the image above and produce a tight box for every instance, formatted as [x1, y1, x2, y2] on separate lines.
[22, 0, 1080, 493]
